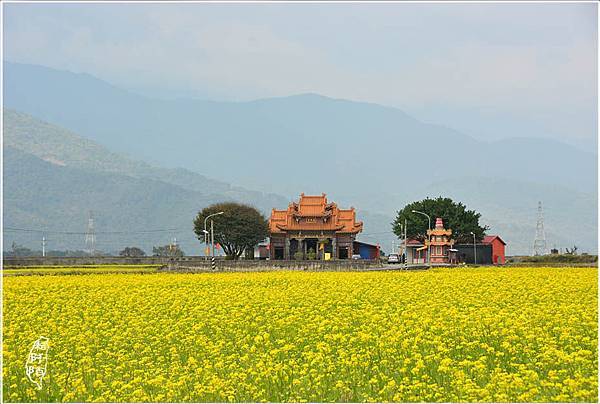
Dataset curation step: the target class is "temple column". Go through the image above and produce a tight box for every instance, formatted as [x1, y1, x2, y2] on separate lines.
[332, 237, 337, 260]
[318, 239, 325, 260]
[284, 236, 290, 260]
[303, 239, 307, 260]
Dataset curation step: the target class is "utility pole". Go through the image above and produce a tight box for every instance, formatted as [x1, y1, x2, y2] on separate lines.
[211, 220, 215, 258]
[42, 236, 46, 257]
[412, 210, 431, 266]
[533, 201, 548, 256]
[404, 218, 408, 266]
[210, 220, 217, 270]
[204, 231, 209, 259]
[470, 231, 477, 265]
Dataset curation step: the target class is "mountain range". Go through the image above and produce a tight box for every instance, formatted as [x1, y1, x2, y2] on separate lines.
[3, 109, 390, 254]
[3, 108, 295, 254]
[3, 61, 597, 254]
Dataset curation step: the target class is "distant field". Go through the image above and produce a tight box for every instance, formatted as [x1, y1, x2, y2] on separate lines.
[3, 267, 597, 402]
[2, 265, 161, 276]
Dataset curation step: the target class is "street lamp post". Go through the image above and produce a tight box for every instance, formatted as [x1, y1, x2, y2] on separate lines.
[211, 219, 215, 258]
[412, 210, 431, 266]
[470, 231, 477, 265]
[204, 211, 224, 259]
[202, 229, 209, 259]
[403, 218, 408, 267]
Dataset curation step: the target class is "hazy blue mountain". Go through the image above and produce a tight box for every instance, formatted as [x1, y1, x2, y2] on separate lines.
[3, 61, 597, 254]
[4, 143, 300, 255]
[4, 145, 204, 254]
[3, 109, 288, 212]
[3, 109, 289, 253]
[5, 61, 596, 199]
[3, 110, 388, 253]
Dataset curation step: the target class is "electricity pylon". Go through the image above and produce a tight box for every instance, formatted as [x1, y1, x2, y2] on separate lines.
[533, 201, 547, 256]
[84, 211, 96, 255]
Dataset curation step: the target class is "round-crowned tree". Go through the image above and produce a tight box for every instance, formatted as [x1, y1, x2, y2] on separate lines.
[193, 202, 269, 260]
[119, 246, 146, 257]
[392, 197, 488, 243]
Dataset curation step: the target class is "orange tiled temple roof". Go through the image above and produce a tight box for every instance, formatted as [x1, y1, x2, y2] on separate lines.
[269, 193, 363, 234]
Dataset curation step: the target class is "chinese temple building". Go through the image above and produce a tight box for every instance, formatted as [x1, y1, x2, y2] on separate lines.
[269, 193, 363, 260]
[426, 217, 455, 264]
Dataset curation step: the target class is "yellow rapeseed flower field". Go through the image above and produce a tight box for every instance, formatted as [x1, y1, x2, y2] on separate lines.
[2, 267, 597, 402]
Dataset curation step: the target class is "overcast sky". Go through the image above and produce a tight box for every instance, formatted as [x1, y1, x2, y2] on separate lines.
[4, 2, 598, 149]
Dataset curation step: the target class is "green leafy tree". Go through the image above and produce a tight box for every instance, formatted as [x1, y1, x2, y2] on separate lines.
[119, 246, 146, 257]
[193, 202, 269, 260]
[152, 244, 184, 257]
[392, 197, 488, 243]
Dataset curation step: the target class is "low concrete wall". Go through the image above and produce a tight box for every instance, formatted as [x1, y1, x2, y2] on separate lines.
[504, 262, 597, 268]
[3, 256, 381, 270]
[3, 256, 196, 267]
[164, 259, 380, 272]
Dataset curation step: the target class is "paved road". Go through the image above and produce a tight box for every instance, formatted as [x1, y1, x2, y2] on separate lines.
[366, 264, 431, 271]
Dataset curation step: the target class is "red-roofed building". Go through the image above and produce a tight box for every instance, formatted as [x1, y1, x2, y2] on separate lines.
[483, 235, 506, 265]
[454, 235, 507, 265]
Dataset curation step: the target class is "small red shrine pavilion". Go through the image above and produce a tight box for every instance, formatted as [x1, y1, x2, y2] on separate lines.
[411, 217, 456, 264]
[269, 193, 363, 260]
[426, 217, 455, 263]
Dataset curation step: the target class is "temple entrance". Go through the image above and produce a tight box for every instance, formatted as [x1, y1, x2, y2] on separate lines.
[274, 247, 284, 260]
[290, 239, 300, 258]
[339, 247, 349, 259]
[319, 239, 333, 260]
[305, 239, 318, 259]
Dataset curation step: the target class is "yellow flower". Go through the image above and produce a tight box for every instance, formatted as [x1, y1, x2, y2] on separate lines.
[2, 267, 597, 402]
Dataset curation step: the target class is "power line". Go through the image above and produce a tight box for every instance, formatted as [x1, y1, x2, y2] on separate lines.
[4, 227, 188, 235]
[6, 234, 201, 242]
[6, 227, 397, 241]
[359, 231, 398, 236]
